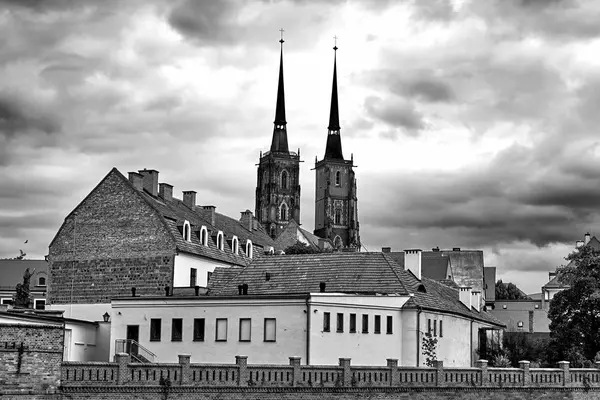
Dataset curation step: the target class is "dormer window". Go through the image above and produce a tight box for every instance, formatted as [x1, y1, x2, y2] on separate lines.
[183, 220, 191, 242]
[246, 240, 253, 258]
[38, 276, 46, 287]
[232, 236, 239, 254]
[217, 231, 224, 251]
[200, 226, 208, 246]
[281, 170, 288, 189]
[335, 170, 341, 186]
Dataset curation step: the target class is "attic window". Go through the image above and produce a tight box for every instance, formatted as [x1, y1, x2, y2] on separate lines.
[246, 240, 253, 258]
[417, 284, 427, 293]
[200, 226, 208, 246]
[217, 231, 224, 251]
[183, 220, 191, 242]
[232, 236, 239, 254]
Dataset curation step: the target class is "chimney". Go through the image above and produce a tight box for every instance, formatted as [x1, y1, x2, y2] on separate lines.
[318, 238, 327, 250]
[381, 247, 391, 253]
[471, 290, 481, 312]
[159, 183, 173, 202]
[452, 247, 461, 251]
[584, 232, 591, 245]
[138, 169, 159, 196]
[576, 240, 584, 249]
[432, 246, 440, 252]
[240, 210, 253, 231]
[128, 172, 144, 191]
[404, 249, 422, 280]
[183, 191, 197, 208]
[203, 205, 216, 226]
[131, 287, 136, 297]
[319, 282, 326, 292]
[459, 287, 472, 309]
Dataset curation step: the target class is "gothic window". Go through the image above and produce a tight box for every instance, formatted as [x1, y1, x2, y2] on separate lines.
[281, 170, 288, 189]
[334, 235, 343, 249]
[200, 226, 208, 246]
[335, 209, 341, 225]
[335, 170, 341, 186]
[232, 236, 239, 254]
[217, 231, 224, 251]
[183, 220, 191, 242]
[280, 203, 288, 221]
[270, 225, 276, 239]
[263, 171, 268, 188]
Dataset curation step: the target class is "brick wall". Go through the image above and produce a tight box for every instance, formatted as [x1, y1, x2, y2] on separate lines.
[49, 169, 176, 304]
[0, 324, 64, 395]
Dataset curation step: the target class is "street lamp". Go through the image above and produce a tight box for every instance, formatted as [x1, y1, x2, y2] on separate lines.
[102, 312, 110, 322]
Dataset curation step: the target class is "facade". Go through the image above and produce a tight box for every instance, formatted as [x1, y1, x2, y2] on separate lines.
[255, 38, 301, 239]
[314, 46, 360, 250]
[0, 259, 48, 309]
[48, 167, 275, 320]
[109, 252, 503, 367]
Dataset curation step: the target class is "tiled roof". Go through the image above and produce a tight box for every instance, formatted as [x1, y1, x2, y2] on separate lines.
[0, 260, 48, 291]
[208, 252, 409, 296]
[543, 274, 568, 289]
[273, 220, 330, 252]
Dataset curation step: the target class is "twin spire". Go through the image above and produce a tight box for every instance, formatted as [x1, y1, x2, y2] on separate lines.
[270, 32, 344, 160]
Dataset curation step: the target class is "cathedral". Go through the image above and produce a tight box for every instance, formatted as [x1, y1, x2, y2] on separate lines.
[255, 37, 361, 250]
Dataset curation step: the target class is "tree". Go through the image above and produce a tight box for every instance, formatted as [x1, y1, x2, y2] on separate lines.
[495, 280, 529, 300]
[284, 241, 321, 254]
[547, 245, 600, 365]
[14, 268, 33, 308]
[421, 332, 438, 367]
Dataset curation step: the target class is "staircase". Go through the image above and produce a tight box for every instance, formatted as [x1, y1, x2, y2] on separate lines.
[114, 339, 156, 363]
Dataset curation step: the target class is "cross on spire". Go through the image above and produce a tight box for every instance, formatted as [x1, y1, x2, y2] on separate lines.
[279, 28, 285, 43]
[333, 35, 338, 50]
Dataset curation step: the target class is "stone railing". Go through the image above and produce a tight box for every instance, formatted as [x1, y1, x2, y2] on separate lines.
[60, 354, 600, 389]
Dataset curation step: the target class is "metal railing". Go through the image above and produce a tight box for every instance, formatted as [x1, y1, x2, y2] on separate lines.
[114, 339, 156, 363]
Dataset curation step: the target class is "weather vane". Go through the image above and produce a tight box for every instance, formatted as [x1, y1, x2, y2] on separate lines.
[279, 28, 285, 43]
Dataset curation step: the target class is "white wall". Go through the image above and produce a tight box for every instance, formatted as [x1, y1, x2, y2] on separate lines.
[173, 253, 232, 288]
[64, 321, 98, 362]
[48, 303, 110, 320]
[418, 311, 472, 367]
[110, 297, 307, 364]
[308, 294, 409, 366]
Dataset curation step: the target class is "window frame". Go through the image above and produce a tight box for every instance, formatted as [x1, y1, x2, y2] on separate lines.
[427, 318, 432, 335]
[439, 320, 443, 337]
[217, 231, 224, 251]
[193, 318, 205, 342]
[183, 220, 191, 242]
[335, 209, 341, 225]
[239, 318, 251, 342]
[200, 226, 208, 246]
[336, 313, 344, 333]
[34, 298, 46, 310]
[264, 318, 276, 342]
[386, 315, 393, 334]
[215, 318, 228, 342]
[171, 318, 183, 342]
[374, 315, 381, 334]
[190, 268, 197, 287]
[245, 240, 253, 258]
[150, 318, 162, 342]
[323, 312, 331, 332]
[433, 320, 437, 337]
[232, 236, 239, 254]
[362, 314, 369, 333]
[349, 313, 357, 333]
[335, 170, 341, 186]
[38, 276, 47, 286]
[280, 202, 288, 221]
[281, 170, 288, 189]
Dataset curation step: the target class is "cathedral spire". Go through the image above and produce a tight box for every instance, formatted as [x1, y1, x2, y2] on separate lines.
[271, 30, 289, 153]
[324, 38, 344, 160]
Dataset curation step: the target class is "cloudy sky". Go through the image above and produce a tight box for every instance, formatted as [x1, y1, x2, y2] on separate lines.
[2, 0, 600, 294]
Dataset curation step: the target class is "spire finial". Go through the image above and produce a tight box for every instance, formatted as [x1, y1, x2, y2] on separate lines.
[324, 38, 344, 160]
[271, 30, 288, 153]
[280, 28, 285, 44]
[333, 35, 338, 51]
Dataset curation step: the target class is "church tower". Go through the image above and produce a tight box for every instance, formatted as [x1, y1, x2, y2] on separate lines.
[314, 43, 360, 250]
[255, 34, 301, 239]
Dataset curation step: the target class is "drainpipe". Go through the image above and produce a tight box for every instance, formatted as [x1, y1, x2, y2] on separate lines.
[470, 319, 474, 366]
[306, 296, 311, 365]
[416, 307, 422, 367]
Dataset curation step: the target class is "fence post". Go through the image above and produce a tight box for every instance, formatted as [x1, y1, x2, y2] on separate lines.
[476, 359, 488, 387]
[387, 359, 399, 386]
[434, 360, 444, 387]
[519, 360, 530, 386]
[236, 355, 249, 387]
[115, 352, 131, 385]
[558, 361, 570, 387]
[289, 357, 301, 387]
[339, 358, 352, 387]
[178, 354, 191, 385]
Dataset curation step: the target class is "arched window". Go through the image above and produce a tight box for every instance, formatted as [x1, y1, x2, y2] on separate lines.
[38, 276, 46, 287]
[281, 170, 288, 189]
[232, 236, 239, 254]
[246, 240, 253, 258]
[333, 235, 343, 249]
[183, 220, 191, 242]
[217, 231, 224, 251]
[280, 203, 288, 221]
[335, 209, 341, 225]
[200, 226, 208, 246]
[335, 171, 341, 186]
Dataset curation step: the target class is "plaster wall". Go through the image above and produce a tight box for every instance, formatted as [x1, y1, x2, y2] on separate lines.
[64, 321, 97, 362]
[173, 252, 231, 288]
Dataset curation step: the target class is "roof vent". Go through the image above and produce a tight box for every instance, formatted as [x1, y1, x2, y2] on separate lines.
[266, 272, 271, 281]
[131, 287, 136, 297]
[319, 282, 326, 293]
[417, 284, 426, 293]
[452, 247, 461, 251]
[381, 247, 391, 253]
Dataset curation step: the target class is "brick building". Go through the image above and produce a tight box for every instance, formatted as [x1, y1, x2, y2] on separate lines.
[48, 167, 275, 321]
[0, 259, 48, 309]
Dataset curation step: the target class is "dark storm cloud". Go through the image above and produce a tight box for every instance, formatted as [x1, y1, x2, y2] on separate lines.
[363, 96, 425, 137]
[0, 93, 59, 137]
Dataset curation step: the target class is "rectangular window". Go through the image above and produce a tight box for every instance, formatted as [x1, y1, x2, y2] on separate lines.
[150, 318, 162, 341]
[362, 314, 369, 333]
[190, 268, 197, 287]
[264, 318, 276, 342]
[386, 316, 393, 334]
[336, 313, 344, 332]
[239, 318, 251, 342]
[216, 318, 228, 341]
[349, 313, 356, 333]
[427, 319, 432, 335]
[193, 318, 205, 341]
[34, 299, 46, 310]
[374, 315, 381, 334]
[207, 271, 213, 284]
[440, 320, 443, 337]
[0, 298, 13, 305]
[434, 320, 437, 337]
[323, 312, 330, 332]
[171, 318, 182, 342]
